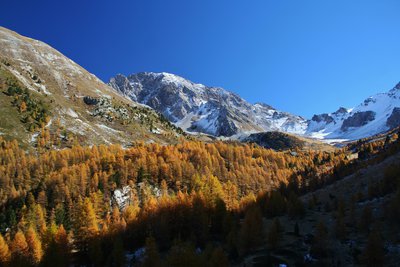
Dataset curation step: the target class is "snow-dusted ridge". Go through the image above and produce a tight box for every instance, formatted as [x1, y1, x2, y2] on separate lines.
[2, 25, 397, 144]
[110, 72, 400, 141]
[307, 82, 400, 140]
[109, 72, 308, 137]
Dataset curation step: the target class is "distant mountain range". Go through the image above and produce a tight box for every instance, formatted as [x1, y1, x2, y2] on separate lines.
[109, 72, 307, 137]
[307, 82, 400, 140]
[1, 26, 399, 147]
[109, 72, 400, 141]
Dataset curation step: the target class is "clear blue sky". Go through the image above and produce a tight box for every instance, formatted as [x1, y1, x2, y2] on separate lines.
[1, 0, 400, 118]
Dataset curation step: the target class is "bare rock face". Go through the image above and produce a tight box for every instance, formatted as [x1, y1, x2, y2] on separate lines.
[83, 96, 99, 105]
[109, 72, 307, 137]
[341, 111, 375, 131]
[109, 74, 137, 101]
[109, 71, 400, 141]
[394, 82, 400, 91]
[387, 107, 400, 129]
[333, 107, 348, 116]
[306, 80, 400, 140]
[110, 186, 133, 211]
[311, 113, 334, 124]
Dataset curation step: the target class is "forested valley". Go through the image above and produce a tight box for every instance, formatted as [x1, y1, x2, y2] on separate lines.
[0, 131, 399, 266]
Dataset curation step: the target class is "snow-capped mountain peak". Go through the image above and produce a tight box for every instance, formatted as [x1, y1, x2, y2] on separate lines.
[110, 71, 400, 141]
[109, 72, 307, 137]
[307, 82, 400, 140]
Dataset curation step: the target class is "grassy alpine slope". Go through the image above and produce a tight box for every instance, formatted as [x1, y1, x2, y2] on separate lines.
[0, 27, 185, 150]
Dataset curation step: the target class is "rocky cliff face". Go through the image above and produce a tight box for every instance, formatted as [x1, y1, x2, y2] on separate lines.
[110, 72, 400, 141]
[341, 111, 376, 131]
[311, 113, 334, 124]
[109, 72, 307, 137]
[387, 107, 400, 129]
[307, 83, 400, 140]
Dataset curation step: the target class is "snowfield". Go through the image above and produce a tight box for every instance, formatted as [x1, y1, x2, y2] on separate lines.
[305, 83, 400, 141]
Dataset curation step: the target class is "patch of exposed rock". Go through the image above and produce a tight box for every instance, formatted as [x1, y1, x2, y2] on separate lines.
[341, 111, 375, 131]
[311, 113, 334, 124]
[387, 107, 400, 129]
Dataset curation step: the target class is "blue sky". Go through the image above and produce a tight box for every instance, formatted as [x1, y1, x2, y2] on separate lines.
[1, 0, 400, 118]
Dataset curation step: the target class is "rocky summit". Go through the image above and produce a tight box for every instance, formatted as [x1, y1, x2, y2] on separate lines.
[109, 72, 307, 137]
[307, 82, 400, 140]
[110, 72, 400, 141]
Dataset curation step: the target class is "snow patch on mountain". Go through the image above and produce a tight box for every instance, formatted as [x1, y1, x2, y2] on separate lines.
[109, 72, 307, 137]
[109, 70, 400, 141]
[307, 83, 400, 140]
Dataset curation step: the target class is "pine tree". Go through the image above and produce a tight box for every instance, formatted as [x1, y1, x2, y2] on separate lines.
[82, 198, 100, 234]
[34, 204, 47, 236]
[19, 101, 27, 113]
[143, 236, 161, 267]
[238, 206, 263, 255]
[37, 191, 48, 208]
[110, 206, 121, 233]
[74, 198, 99, 255]
[160, 179, 168, 196]
[0, 233, 11, 266]
[43, 221, 57, 249]
[166, 241, 201, 267]
[54, 225, 70, 266]
[287, 192, 305, 218]
[361, 229, 384, 267]
[44, 224, 70, 267]
[10, 231, 29, 267]
[267, 218, 281, 249]
[26, 227, 43, 265]
[123, 204, 140, 224]
[310, 220, 328, 258]
[137, 166, 146, 184]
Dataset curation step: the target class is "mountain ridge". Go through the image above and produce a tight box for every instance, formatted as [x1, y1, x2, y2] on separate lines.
[307, 82, 400, 140]
[0, 26, 185, 149]
[109, 72, 400, 141]
[109, 72, 308, 137]
[2, 25, 399, 145]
